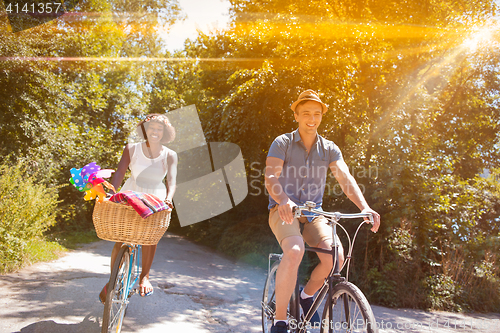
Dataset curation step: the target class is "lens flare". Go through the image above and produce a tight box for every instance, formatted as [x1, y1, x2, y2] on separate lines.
[462, 26, 494, 52]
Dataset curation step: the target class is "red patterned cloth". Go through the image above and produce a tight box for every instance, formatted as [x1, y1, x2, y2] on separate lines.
[109, 190, 169, 218]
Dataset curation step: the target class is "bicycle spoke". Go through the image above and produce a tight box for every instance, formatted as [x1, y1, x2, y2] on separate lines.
[321, 282, 377, 333]
[102, 246, 132, 333]
[262, 261, 278, 333]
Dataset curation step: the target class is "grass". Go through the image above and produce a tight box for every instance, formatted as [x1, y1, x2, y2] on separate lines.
[1, 237, 67, 274]
[47, 229, 100, 250]
[1, 229, 100, 274]
[24, 237, 67, 264]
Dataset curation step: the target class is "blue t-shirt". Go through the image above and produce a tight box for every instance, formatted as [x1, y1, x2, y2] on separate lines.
[267, 129, 343, 214]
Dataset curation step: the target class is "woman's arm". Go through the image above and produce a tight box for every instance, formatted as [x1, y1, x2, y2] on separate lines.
[164, 150, 178, 208]
[110, 144, 131, 191]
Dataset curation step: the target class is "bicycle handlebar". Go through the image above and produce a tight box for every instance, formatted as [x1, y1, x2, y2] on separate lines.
[292, 201, 374, 224]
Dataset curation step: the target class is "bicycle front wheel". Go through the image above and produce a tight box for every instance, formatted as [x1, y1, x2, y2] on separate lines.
[102, 245, 131, 333]
[320, 281, 378, 333]
[262, 260, 300, 333]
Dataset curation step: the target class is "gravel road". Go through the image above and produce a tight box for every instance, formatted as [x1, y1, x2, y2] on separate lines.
[0, 233, 498, 333]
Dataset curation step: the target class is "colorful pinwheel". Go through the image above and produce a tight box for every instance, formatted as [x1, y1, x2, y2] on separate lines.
[69, 163, 115, 202]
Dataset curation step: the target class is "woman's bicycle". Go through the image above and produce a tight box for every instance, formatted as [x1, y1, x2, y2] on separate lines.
[261, 201, 378, 333]
[101, 243, 142, 333]
[92, 199, 171, 333]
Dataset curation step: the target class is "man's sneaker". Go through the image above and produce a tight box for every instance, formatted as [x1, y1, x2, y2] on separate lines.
[299, 289, 320, 325]
[271, 321, 288, 333]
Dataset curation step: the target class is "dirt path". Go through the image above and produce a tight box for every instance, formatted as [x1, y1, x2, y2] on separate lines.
[0, 233, 498, 333]
[372, 305, 499, 332]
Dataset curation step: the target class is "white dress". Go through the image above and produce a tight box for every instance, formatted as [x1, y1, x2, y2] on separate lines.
[120, 143, 169, 200]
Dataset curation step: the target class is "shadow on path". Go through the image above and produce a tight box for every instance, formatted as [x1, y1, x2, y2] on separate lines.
[1, 234, 265, 333]
[15, 313, 100, 333]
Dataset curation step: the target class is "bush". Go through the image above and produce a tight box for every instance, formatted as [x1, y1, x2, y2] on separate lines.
[423, 274, 462, 312]
[365, 266, 399, 308]
[0, 161, 59, 272]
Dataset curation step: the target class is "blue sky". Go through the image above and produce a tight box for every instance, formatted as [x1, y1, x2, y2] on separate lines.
[160, 0, 231, 51]
[159, 0, 500, 52]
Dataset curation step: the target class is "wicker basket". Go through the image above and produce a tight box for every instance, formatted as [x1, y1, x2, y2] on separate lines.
[92, 200, 171, 245]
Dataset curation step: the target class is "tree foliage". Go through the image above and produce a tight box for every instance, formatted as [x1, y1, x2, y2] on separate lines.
[0, 0, 184, 229]
[1, 0, 499, 311]
[167, 0, 500, 311]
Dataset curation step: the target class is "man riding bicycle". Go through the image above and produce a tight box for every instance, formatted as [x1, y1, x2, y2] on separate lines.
[264, 89, 381, 333]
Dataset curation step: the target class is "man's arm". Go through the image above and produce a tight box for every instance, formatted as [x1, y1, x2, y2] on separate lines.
[265, 157, 296, 224]
[330, 159, 380, 232]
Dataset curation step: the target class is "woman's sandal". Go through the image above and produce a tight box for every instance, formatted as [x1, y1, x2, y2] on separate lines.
[99, 284, 108, 304]
[139, 285, 154, 297]
[139, 278, 154, 297]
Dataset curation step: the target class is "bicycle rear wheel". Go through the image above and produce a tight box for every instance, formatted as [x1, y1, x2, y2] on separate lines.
[262, 260, 300, 333]
[320, 281, 378, 333]
[102, 245, 131, 333]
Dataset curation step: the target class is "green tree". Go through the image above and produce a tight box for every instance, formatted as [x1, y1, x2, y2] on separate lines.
[0, 0, 184, 230]
[170, 0, 500, 311]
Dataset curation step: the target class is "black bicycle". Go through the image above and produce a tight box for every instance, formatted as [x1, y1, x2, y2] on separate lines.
[261, 201, 378, 333]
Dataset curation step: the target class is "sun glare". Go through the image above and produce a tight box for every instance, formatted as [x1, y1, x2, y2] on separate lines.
[462, 27, 493, 52]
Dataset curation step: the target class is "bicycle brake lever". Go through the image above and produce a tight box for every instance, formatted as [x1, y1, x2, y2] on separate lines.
[292, 206, 301, 219]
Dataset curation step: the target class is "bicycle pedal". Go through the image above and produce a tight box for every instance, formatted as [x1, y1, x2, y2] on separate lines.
[261, 300, 276, 316]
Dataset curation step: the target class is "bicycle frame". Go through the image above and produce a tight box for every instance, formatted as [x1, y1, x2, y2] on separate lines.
[125, 244, 141, 298]
[292, 202, 373, 333]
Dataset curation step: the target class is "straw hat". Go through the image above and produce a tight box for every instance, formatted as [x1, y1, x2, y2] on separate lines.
[290, 89, 328, 113]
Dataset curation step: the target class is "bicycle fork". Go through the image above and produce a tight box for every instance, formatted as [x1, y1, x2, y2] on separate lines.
[328, 222, 345, 333]
[126, 245, 141, 298]
[297, 240, 344, 333]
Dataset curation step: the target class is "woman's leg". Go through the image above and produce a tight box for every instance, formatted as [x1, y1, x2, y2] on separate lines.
[139, 244, 157, 296]
[110, 242, 123, 269]
[100, 242, 123, 302]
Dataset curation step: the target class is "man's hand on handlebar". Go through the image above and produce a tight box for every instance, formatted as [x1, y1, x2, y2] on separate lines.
[278, 199, 297, 224]
[361, 208, 380, 233]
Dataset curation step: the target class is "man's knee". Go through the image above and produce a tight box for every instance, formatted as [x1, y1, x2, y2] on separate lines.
[284, 246, 304, 263]
[281, 237, 305, 263]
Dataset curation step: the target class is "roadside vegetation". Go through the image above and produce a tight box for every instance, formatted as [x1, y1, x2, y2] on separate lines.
[1, 0, 499, 312]
[0, 161, 100, 273]
[0, 161, 60, 273]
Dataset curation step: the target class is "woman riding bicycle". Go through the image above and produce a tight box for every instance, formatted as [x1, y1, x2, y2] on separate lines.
[99, 113, 178, 302]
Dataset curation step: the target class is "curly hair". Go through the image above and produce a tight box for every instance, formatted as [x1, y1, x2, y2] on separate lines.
[136, 113, 176, 144]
